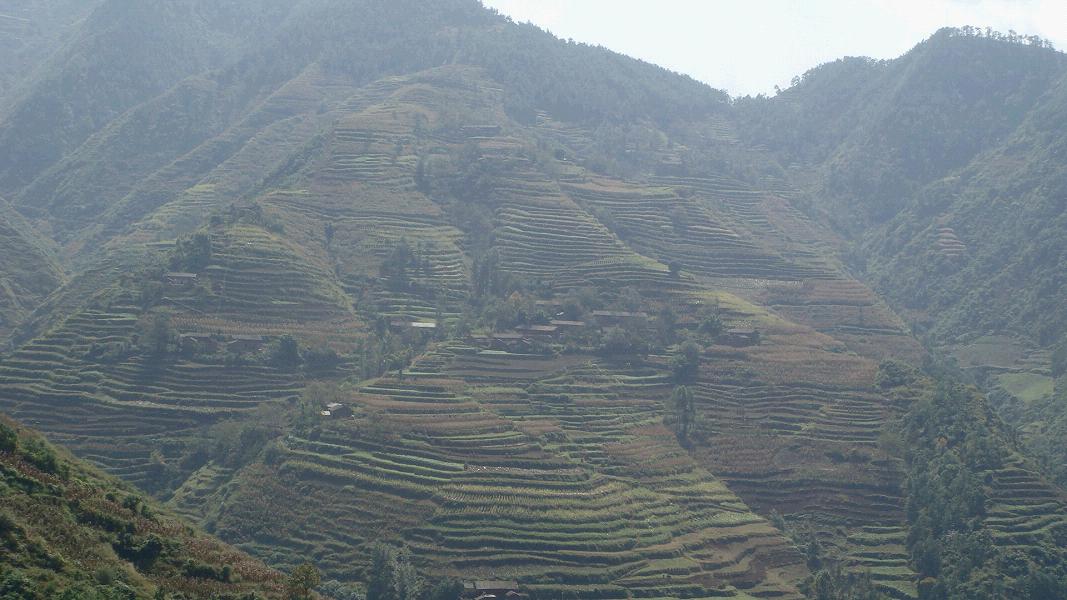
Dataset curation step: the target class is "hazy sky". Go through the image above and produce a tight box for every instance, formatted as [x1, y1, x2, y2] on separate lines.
[481, 0, 1067, 97]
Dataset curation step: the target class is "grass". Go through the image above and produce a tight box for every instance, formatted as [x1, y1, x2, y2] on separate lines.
[996, 372, 1053, 403]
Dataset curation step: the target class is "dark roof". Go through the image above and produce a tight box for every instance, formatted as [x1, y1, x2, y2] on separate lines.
[475, 581, 519, 591]
[592, 310, 649, 319]
[550, 320, 586, 327]
[491, 332, 524, 340]
[229, 335, 266, 342]
[165, 271, 197, 278]
[515, 325, 558, 333]
[391, 320, 437, 329]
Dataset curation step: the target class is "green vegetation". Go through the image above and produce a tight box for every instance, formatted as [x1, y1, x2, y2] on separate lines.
[0, 415, 285, 599]
[879, 363, 1067, 599]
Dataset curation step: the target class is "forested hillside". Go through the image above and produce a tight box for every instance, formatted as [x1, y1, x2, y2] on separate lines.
[0, 4, 1066, 600]
[738, 27, 1067, 492]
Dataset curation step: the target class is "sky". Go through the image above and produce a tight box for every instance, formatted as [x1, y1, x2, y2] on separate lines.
[481, 0, 1067, 97]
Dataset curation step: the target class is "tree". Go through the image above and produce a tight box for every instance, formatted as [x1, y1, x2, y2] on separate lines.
[670, 341, 701, 382]
[668, 260, 683, 279]
[657, 306, 678, 345]
[170, 232, 213, 271]
[381, 239, 414, 291]
[0, 421, 16, 453]
[367, 546, 396, 600]
[698, 313, 723, 337]
[140, 313, 174, 358]
[271, 335, 302, 368]
[287, 562, 321, 600]
[670, 385, 695, 444]
[324, 222, 335, 247]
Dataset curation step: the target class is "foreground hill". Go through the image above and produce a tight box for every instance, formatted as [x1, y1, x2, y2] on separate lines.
[0, 414, 286, 599]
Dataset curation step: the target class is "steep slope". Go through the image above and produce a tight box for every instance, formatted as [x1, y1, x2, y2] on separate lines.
[0, 0, 103, 115]
[0, 414, 286, 599]
[737, 28, 1067, 490]
[740, 28, 1067, 231]
[0, 199, 63, 340]
[0, 0, 303, 199]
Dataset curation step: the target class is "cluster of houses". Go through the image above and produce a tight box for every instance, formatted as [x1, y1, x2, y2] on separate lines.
[178, 332, 268, 354]
[462, 307, 760, 351]
[466, 310, 650, 351]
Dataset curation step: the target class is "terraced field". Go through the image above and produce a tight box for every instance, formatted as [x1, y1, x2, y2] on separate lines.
[0, 296, 306, 491]
[198, 348, 807, 598]
[983, 457, 1067, 554]
[9, 56, 1067, 600]
[675, 314, 919, 598]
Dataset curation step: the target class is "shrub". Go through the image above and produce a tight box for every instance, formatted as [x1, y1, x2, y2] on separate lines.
[21, 438, 65, 477]
[0, 511, 18, 540]
[304, 346, 341, 372]
[0, 421, 16, 453]
[286, 563, 321, 600]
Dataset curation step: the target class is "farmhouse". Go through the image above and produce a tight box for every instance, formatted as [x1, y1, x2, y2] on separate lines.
[721, 328, 760, 347]
[321, 402, 352, 418]
[164, 272, 198, 287]
[591, 310, 649, 326]
[550, 320, 586, 329]
[389, 320, 438, 332]
[226, 335, 267, 354]
[467, 332, 530, 351]
[461, 581, 523, 600]
[178, 333, 220, 353]
[513, 324, 559, 338]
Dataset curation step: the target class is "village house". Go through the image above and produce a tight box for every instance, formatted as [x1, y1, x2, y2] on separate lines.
[513, 324, 559, 338]
[461, 580, 523, 600]
[226, 335, 267, 354]
[721, 328, 760, 347]
[321, 402, 352, 418]
[389, 320, 438, 331]
[550, 319, 586, 329]
[178, 333, 220, 353]
[467, 332, 533, 352]
[164, 272, 198, 287]
[591, 310, 650, 327]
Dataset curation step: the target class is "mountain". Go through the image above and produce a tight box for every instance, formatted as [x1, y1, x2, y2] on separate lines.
[0, 0, 103, 115]
[0, 414, 287, 599]
[0, 5, 1066, 600]
[739, 27, 1067, 490]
